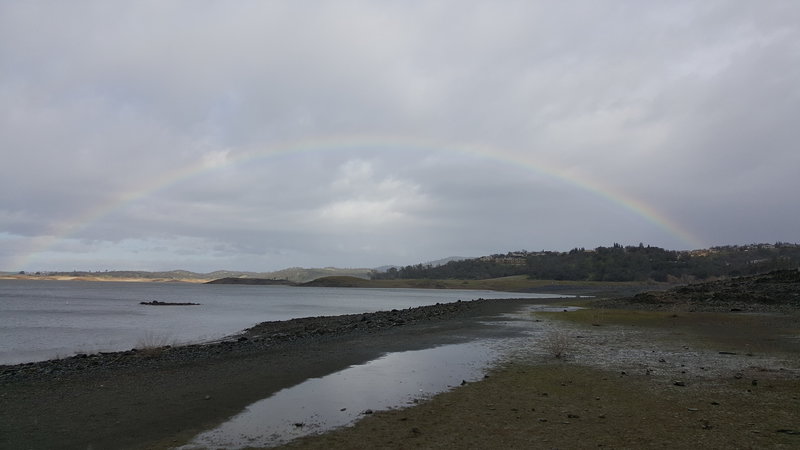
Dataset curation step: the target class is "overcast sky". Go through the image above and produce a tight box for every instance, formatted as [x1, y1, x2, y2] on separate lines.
[2, 1, 799, 273]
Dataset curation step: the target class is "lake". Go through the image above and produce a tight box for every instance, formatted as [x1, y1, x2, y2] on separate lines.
[0, 279, 559, 365]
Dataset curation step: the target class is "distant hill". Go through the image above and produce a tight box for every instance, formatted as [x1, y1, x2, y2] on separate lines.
[300, 276, 374, 288]
[263, 267, 373, 283]
[15, 243, 800, 285]
[425, 256, 470, 266]
[205, 278, 296, 286]
[24, 267, 374, 283]
[373, 256, 469, 273]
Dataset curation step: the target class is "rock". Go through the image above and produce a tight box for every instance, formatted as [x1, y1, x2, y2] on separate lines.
[363, 409, 374, 415]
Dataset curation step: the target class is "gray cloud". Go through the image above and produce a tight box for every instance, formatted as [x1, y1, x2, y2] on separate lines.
[1, 1, 798, 271]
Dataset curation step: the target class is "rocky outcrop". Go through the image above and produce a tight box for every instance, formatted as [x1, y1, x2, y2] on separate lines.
[593, 269, 800, 312]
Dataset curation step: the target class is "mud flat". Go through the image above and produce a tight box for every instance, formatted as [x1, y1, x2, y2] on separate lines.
[281, 275, 800, 449]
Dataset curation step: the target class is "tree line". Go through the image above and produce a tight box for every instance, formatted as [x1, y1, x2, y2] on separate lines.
[371, 243, 800, 282]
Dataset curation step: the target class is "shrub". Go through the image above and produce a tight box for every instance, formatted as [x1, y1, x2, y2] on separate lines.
[543, 330, 571, 359]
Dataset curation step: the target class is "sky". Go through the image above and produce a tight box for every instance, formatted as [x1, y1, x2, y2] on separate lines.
[1, 1, 799, 273]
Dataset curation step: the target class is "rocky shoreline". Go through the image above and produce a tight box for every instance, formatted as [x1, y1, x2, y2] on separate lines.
[0, 297, 531, 383]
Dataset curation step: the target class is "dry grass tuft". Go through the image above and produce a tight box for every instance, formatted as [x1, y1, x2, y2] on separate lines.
[135, 332, 174, 357]
[543, 330, 571, 358]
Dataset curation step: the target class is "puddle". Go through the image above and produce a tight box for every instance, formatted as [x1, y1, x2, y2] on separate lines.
[525, 305, 584, 313]
[180, 340, 505, 449]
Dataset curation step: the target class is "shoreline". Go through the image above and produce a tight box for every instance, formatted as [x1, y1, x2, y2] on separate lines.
[0, 274, 673, 296]
[0, 297, 548, 378]
[0, 297, 550, 449]
[2, 271, 797, 449]
[283, 304, 800, 449]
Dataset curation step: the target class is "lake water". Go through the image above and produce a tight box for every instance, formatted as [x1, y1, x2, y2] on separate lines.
[0, 279, 559, 365]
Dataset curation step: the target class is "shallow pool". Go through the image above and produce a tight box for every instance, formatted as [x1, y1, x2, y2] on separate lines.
[180, 340, 509, 449]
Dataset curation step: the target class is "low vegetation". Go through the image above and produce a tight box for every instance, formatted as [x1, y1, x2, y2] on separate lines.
[135, 332, 175, 357]
[542, 330, 571, 359]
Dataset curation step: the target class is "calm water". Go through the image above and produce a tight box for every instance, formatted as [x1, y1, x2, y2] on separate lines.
[182, 340, 508, 449]
[0, 279, 558, 365]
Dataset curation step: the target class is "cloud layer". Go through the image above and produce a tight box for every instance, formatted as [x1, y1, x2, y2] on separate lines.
[2, 1, 798, 271]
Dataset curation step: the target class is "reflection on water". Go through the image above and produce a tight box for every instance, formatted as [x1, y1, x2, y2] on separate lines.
[181, 340, 507, 449]
[525, 305, 584, 312]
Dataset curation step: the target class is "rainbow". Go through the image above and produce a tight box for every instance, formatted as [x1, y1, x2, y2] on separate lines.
[10, 135, 705, 270]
